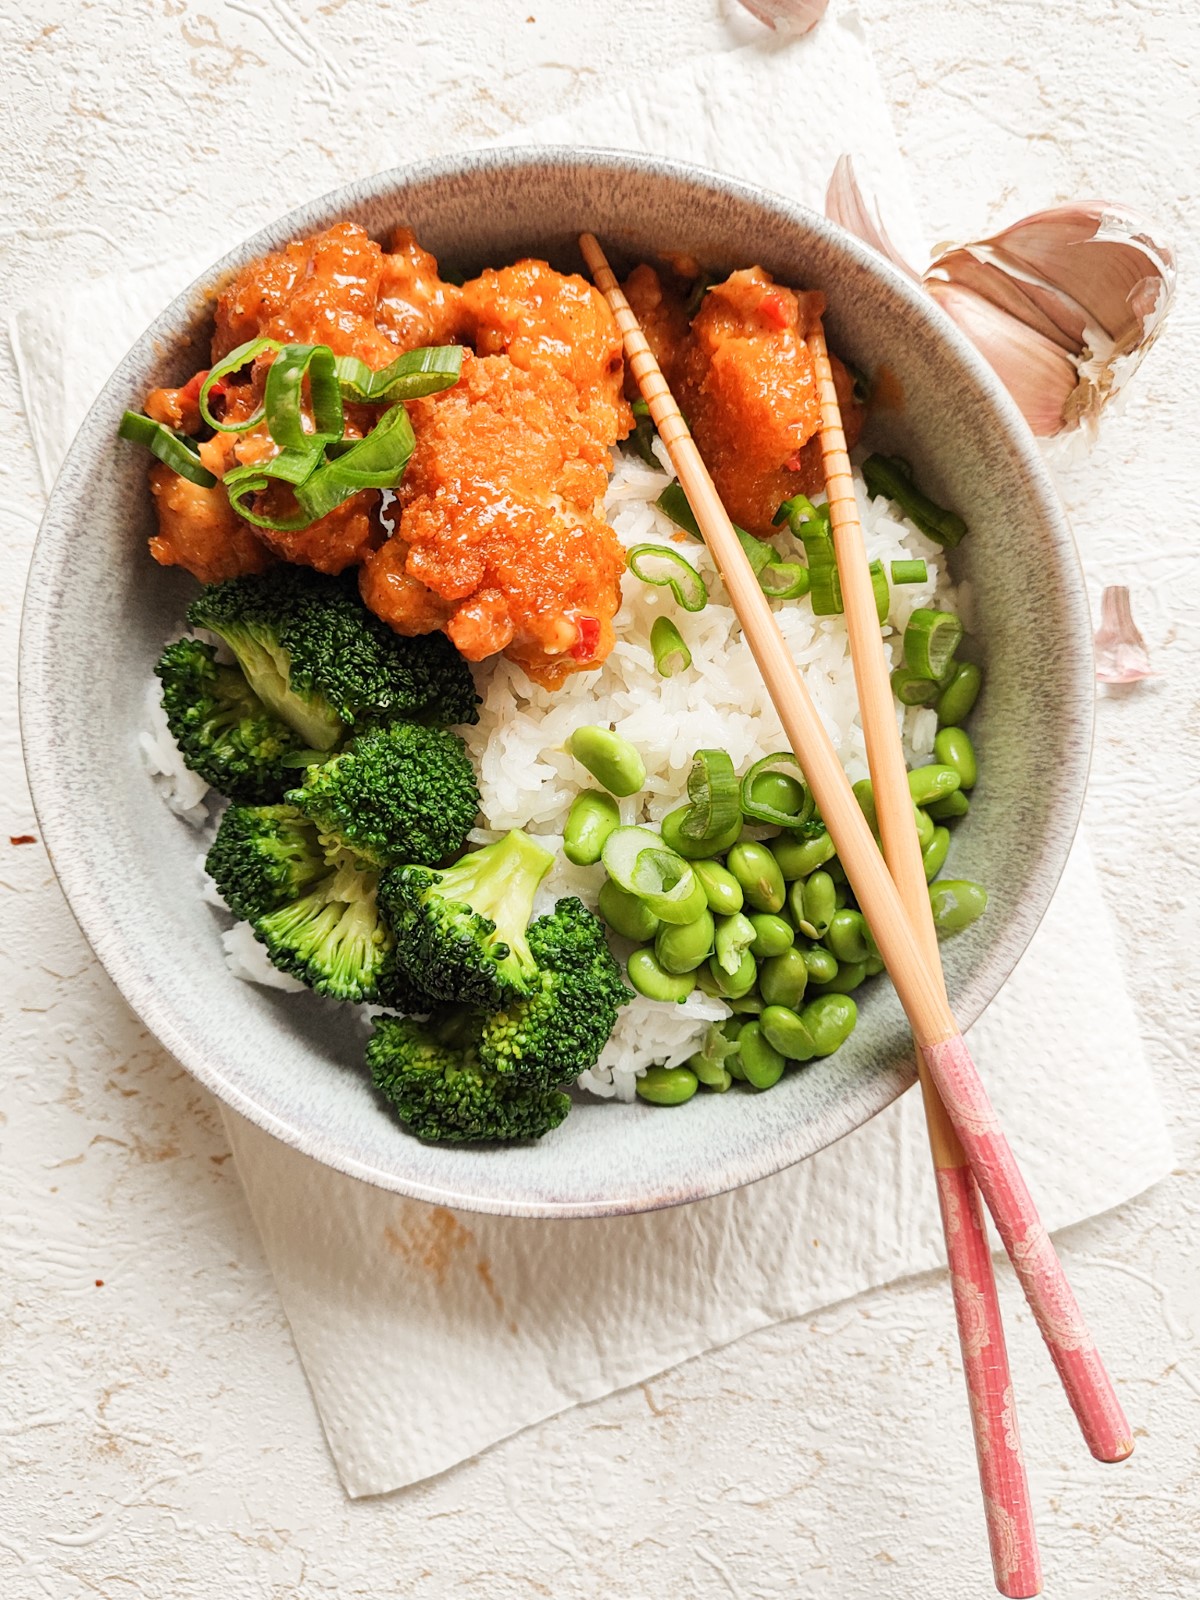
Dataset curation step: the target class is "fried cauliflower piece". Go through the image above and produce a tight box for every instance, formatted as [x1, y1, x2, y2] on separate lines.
[147, 463, 273, 584]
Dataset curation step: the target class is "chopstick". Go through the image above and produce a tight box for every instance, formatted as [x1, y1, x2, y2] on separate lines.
[579, 233, 1134, 1469]
[809, 318, 1041, 1596]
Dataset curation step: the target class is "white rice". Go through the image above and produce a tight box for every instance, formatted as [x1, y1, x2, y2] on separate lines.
[143, 445, 958, 1090]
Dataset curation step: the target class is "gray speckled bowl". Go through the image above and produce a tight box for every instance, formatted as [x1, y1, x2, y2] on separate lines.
[19, 149, 1092, 1218]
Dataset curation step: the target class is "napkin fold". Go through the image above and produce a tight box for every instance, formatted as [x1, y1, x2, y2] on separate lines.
[11, 8, 1172, 1499]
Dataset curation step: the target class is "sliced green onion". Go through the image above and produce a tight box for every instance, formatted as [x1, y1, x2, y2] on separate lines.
[904, 608, 964, 681]
[601, 826, 707, 925]
[758, 561, 810, 600]
[198, 337, 279, 433]
[655, 482, 784, 584]
[264, 343, 344, 453]
[222, 451, 323, 530]
[679, 750, 740, 844]
[863, 454, 967, 548]
[891, 559, 928, 585]
[869, 559, 890, 624]
[117, 411, 216, 487]
[650, 615, 691, 677]
[334, 344, 463, 403]
[627, 544, 708, 611]
[685, 273, 716, 318]
[739, 752, 815, 829]
[629, 398, 659, 467]
[891, 666, 941, 706]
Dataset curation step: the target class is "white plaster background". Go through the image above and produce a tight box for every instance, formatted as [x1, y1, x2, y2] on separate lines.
[1, 2, 1198, 1596]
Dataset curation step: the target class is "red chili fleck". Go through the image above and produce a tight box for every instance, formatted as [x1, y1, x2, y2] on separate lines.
[569, 616, 601, 660]
[10, 834, 36, 845]
[94, 1280, 105, 1288]
[784, 451, 805, 472]
[759, 290, 793, 331]
[179, 369, 214, 405]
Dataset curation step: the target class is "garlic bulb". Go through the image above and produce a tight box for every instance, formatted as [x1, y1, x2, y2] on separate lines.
[825, 159, 1175, 439]
[1094, 586, 1156, 684]
[734, 0, 829, 34]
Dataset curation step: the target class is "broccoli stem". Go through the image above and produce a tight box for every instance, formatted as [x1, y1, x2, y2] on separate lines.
[440, 830, 554, 954]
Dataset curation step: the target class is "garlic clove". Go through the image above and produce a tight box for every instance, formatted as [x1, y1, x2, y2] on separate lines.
[924, 279, 1079, 437]
[1094, 585, 1156, 684]
[824, 155, 919, 281]
[735, 0, 829, 33]
[927, 248, 1081, 353]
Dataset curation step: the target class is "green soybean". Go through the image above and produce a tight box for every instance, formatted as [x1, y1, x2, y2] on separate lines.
[737, 1022, 786, 1089]
[826, 908, 870, 965]
[811, 960, 867, 993]
[655, 910, 716, 974]
[801, 944, 839, 984]
[726, 841, 787, 913]
[936, 661, 982, 727]
[568, 725, 646, 797]
[825, 856, 848, 885]
[563, 789, 621, 865]
[690, 1048, 736, 1090]
[660, 805, 743, 860]
[636, 1065, 699, 1106]
[907, 763, 962, 808]
[714, 911, 756, 975]
[803, 992, 859, 1054]
[771, 829, 836, 881]
[746, 770, 807, 821]
[795, 870, 836, 939]
[933, 726, 978, 790]
[627, 948, 695, 1002]
[914, 806, 936, 849]
[759, 946, 810, 1009]
[864, 953, 885, 976]
[853, 778, 879, 836]
[759, 1004, 817, 1062]
[598, 880, 661, 943]
[929, 879, 989, 937]
[692, 858, 744, 916]
[927, 790, 970, 821]
[748, 912, 795, 959]
[726, 994, 765, 1015]
[708, 948, 758, 998]
[922, 825, 951, 882]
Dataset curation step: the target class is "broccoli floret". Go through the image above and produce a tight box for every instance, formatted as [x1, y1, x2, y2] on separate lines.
[253, 846, 394, 1003]
[478, 897, 632, 1087]
[156, 637, 305, 802]
[188, 568, 479, 752]
[380, 830, 554, 1008]
[367, 1011, 570, 1143]
[288, 722, 479, 868]
[205, 803, 330, 922]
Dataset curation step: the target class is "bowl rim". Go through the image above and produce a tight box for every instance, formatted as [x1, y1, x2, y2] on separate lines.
[19, 145, 1094, 1217]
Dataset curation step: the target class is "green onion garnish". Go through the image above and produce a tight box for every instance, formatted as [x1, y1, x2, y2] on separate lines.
[904, 608, 964, 681]
[650, 615, 691, 677]
[656, 482, 784, 586]
[739, 752, 815, 829]
[678, 749, 740, 844]
[684, 273, 717, 319]
[869, 559, 890, 624]
[334, 344, 463, 403]
[117, 411, 216, 487]
[863, 454, 967, 548]
[890, 667, 941, 706]
[758, 561, 811, 600]
[264, 343, 345, 453]
[627, 544, 708, 611]
[199, 337, 280, 433]
[629, 398, 659, 467]
[891, 559, 928, 585]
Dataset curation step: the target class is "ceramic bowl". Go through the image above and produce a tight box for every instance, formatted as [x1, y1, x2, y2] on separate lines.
[19, 149, 1092, 1217]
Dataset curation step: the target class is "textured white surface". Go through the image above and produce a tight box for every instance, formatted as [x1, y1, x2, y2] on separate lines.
[8, 25, 1173, 1501]
[1, 1, 1199, 1595]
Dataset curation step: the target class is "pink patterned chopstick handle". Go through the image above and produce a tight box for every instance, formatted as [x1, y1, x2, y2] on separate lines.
[937, 1163, 1043, 1597]
[925, 1035, 1134, 1464]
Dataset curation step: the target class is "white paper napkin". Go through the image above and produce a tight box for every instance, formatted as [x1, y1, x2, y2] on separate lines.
[11, 11, 1172, 1500]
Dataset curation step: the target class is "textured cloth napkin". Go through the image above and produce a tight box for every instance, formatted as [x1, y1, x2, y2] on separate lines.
[12, 10, 1172, 1499]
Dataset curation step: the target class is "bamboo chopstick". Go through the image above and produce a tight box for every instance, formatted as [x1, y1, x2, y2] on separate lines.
[579, 232, 1133, 1470]
[809, 318, 1041, 1597]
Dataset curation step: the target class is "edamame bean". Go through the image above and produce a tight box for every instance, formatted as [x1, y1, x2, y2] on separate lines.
[802, 992, 859, 1055]
[636, 1064, 699, 1105]
[864, 954, 885, 976]
[795, 870, 836, 939]
[936, 661, 982, 727]
[927, 790, 970, 820]
[690, 1052, 734, 1090]
[833, 883, 848, 909]
[627, 948, 695, 1002]
[759, 946, 809, 1009]
[720, 1020, 749, 1081]
[563, 789, 621, 866]
[714, 912, 756, 975]
[914, 806, 936, 849]
[933, 726, 978, 790]
[748, 912, 795, 959]
[826, 908, 870, 965]
[929, 879, 988, 937]
[770, 829, 835, 880]
[708, 949, 758, 998]
[922, 825, 951, 882]
[655, 909, 716, 974]
[747, 770, 807, 820]
[727, 1054, 747, 1081]
[598, 880, 661, 943]
[726, 994, 765, 1014]
[811, 960, 867, 993]
[726, 841, 786, 913]
[737, 1022, 786, 1089]
[568, 725, 646, 797]
[801, 945, 839, 984]
[759, 1004, 817, 1062]
[659, 805, 743, 860]
[694, 964, 723, 998]
[907, 763, 962, 808]
[692, 858, 744, 916]
[853, 778, 879, 836]
[826, 856, 848, 885]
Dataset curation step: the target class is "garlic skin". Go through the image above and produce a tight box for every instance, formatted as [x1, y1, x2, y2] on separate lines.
[825, 155, 918, 282]
[734, 0, 829, 34]
[1094, 586, 1156, 685]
